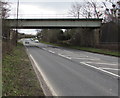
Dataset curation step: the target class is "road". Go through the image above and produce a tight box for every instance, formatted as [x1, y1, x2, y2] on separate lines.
[23, 39, 119, 96]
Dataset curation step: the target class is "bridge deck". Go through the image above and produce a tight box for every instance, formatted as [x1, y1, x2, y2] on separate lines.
[6, 18, 102, 29]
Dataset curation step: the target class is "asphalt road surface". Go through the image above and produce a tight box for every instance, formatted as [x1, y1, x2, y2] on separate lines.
[23, 39, 119, 96]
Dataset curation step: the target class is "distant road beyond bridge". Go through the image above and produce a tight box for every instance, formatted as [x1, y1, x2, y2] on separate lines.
[6, 18, 102, 29]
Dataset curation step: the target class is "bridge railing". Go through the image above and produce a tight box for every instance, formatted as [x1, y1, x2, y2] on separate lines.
[8, 14, 103, 19]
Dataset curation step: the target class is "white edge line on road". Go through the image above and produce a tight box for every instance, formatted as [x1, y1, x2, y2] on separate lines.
[80, 62, 120, 78]
[29, 54, 57, 96]
[58, 53, 71, 60]
[99, 67, 119, 70]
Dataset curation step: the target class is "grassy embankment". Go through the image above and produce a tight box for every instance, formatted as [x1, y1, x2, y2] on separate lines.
[2, 43, 44, 96]
[40, 41, 120, 57]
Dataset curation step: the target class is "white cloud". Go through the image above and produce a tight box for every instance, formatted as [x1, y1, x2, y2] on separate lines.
[18, 4, 57, 18]
[9, 2, 72, 19]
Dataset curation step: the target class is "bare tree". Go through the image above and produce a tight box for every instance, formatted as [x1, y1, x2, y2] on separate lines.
[117, 1, 120, 19]
[102, 0, 119, 22]
[0, 1, 10, 19]
[82, 1, 94, 18]
[84, 0, 103, 18]
[69, 2, 82, 18]
[69, 0, 103, 19]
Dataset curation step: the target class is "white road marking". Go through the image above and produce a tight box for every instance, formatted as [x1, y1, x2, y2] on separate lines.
[42, 48, 55, 54]
[63, 50, 74, 54]
[99, 67, 119, 70]
[48, 50, 55, 54]
[29, 54, 57, 96]
[58, 53, 71, 60]
[61, 50, 89, 57]
[80, 62, 120, 78]
[86, 62, 118, 65]
[60, 55, 89, 58]
[42, 48, 47, 51]
[72, 57, 100, 60]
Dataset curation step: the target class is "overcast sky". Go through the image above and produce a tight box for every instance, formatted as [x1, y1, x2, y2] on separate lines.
[5, 0, 116, 35]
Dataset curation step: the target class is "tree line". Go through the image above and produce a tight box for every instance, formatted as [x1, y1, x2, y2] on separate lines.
[36, 28, 99, 47]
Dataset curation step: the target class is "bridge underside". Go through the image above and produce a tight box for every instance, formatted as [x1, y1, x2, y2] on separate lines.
[9, 26, 101, 29]
[6, 18, 102, 29]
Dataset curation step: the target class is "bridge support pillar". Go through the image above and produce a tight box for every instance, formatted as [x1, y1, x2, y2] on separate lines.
[80, 28, 100, 47]
[69, 28, 100, 47]
[93, 28, 100, 46]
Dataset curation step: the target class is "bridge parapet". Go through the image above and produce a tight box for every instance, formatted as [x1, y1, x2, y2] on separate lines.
[5, 18, 102, 29]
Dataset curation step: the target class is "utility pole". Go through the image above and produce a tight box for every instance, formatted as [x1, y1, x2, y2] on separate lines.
[78, 11, 79, 19]
[17, 0, 19, 20]
[16, 0, 19, 46]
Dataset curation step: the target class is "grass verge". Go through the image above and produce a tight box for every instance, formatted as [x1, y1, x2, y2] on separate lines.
[69, 46, 120, 57]
[40, 41, 120, 57]
[2, 43, 44, 96]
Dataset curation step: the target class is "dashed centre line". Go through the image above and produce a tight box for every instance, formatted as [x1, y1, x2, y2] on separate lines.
[48, 50, 55, 54]
[58, 53, 71, 60]
[42, 48, 47, 51]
